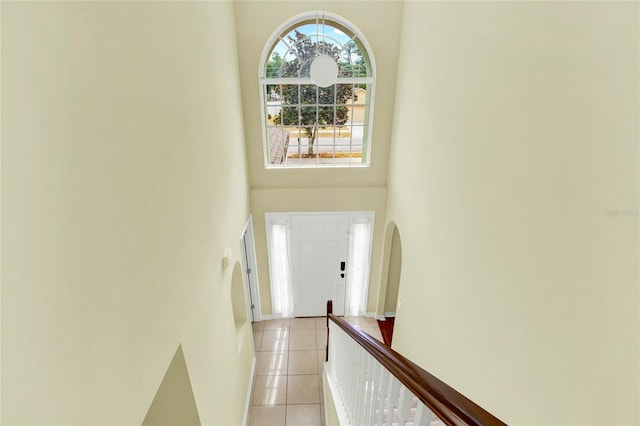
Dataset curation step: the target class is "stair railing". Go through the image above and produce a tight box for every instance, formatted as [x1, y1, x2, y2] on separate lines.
[325, 300, 507, 426]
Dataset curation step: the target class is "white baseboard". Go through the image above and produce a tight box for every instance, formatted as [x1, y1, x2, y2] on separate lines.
[366, 312, 387, 321]
[367, 312, 396, 320]
[242, 355, 256, 426]
[259, 314, 276, 320]
[365, 312, 386, 321]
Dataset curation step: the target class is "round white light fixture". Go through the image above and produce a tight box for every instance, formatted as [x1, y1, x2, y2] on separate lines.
[310, 55, 338, 87]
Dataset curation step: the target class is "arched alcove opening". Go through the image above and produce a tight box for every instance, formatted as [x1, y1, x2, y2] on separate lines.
[377, 221, 403, 346]
[384, 225, 402, 315]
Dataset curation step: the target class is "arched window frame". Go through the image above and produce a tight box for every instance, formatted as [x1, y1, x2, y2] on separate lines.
[259, 12, 376, 168]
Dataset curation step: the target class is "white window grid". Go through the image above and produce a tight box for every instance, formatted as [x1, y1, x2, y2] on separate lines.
[259, 12, 375, 168]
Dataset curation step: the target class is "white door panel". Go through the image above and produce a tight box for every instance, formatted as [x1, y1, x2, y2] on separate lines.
[292, 214, 348, 316]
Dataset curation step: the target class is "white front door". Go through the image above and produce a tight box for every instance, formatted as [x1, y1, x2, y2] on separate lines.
[291, 214, 349, 316]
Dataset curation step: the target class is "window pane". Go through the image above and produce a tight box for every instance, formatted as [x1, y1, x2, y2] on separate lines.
[265, 85, 282, 125]
[334, 125, 349, 138]
[266, 47, 286, 78]
[280, 106, 299, 126]
[334, 137, 350, 155]
[317, 131, 336, 144]
[269, 223, 293, 317]
[351, 125, 365, 144]
[279, 85, 297, 105]
[265, 105, 281, 126]
[353, 63, 368, 78]
[266, 126, 290, 165]
[353, 87, 367, 105]
[299, 106, 318, 126]
[321, 126, 338, 141]
[280, 50, 300, 77]
[299, 85, 317, 104]
[265, 84, 281, 102]
[338, 62, 354, 78]
[299, 60, 312, 78]
[285, 25, 314, 41]
[291, 38, 318, 63]
[336, 84, 355, 105]
[318, 85, 335, 104]
[317, 106, 334, 126]
[338, 40, 369, 77]
[290, 127, 305, 141]
[350, 150, 363, 164]
[335, 105, 349, 127]
[346, 221, 371, 316]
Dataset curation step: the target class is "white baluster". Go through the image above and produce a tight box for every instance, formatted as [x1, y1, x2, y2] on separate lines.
[347, 338, 358, 421]
[414, 403, 434, 426]
[375, 365, 391, 425]
[397, 385, 413, 424]
[349, 337, 359, 423]
[363, 353, 377, 425]
[327, 323, 335, 374]
[365, 359, 381, 425]
[370, 361, 382, 426]
[329, 325, 339, 388]
[339, 331, 348, 417]
[355, 346, 368, 424]
[387, 375, 401, 425]
[389, 377, 401, 407]
[342, 334, 350, 409]
[360, 352, 370, 425]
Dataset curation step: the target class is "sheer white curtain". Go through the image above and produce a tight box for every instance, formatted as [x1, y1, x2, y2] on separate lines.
[346, 221, 372, 316]
[268, 222, 294, 317]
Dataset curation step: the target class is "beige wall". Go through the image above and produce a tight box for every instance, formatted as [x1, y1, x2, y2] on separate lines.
[2, 2, 252, 425]
[386, 2, 639, 424]
[251, 188, 387, 316]
[4, 1, 638, 424]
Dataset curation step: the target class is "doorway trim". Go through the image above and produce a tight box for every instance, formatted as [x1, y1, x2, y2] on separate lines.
[240, 215, 262, 322]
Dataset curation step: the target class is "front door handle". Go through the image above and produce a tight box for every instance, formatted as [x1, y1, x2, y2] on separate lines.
[340, 261, 346, 271]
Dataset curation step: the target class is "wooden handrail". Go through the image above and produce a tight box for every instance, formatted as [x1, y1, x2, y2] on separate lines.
[326, 301, 506, 426]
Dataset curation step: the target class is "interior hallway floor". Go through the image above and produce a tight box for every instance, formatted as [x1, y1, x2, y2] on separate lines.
[248, 316, 384, 426]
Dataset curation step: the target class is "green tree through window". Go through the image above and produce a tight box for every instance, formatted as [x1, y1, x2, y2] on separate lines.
[272, 31, 354, 155]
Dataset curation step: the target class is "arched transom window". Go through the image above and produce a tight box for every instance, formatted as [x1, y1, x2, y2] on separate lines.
[260, 12, 375, 168]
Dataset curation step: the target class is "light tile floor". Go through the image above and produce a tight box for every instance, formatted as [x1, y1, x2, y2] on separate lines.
[248, 316, 383, 426]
